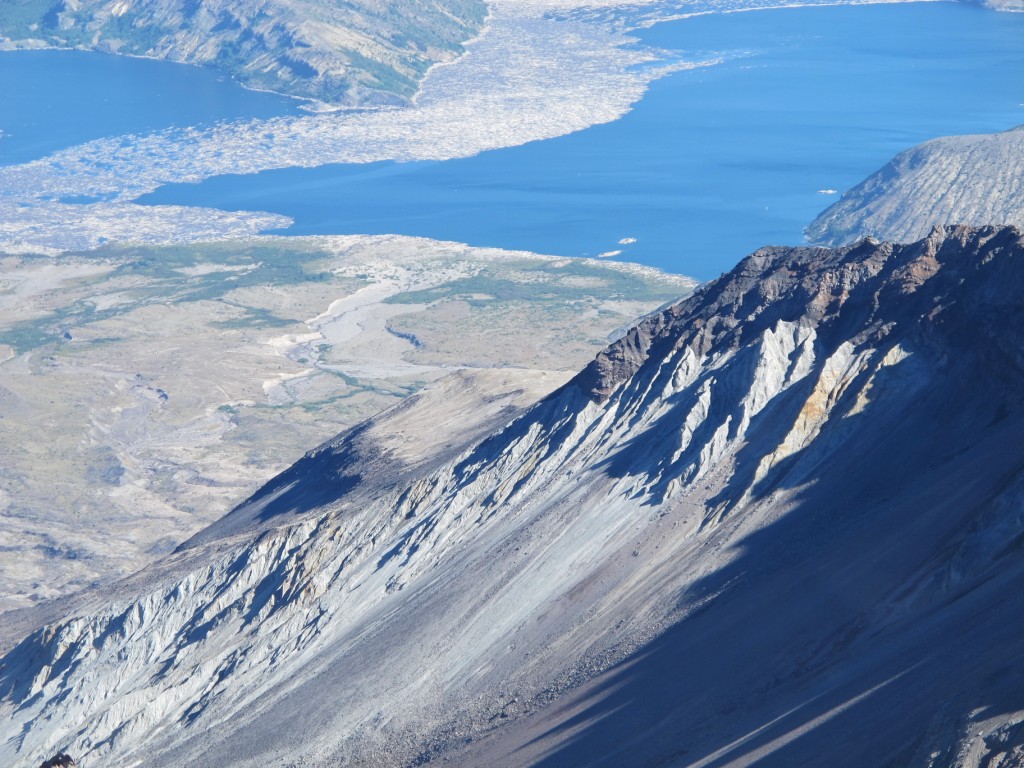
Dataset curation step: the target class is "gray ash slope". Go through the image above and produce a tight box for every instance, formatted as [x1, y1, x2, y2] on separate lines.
[5, 226, 1024, 767]
[807, 126, 1024, 247]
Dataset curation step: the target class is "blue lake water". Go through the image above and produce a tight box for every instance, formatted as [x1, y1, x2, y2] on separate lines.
[6, 3, 1024, 278]
[0, 50, 301, 166]
[139, 2, 1024, 279]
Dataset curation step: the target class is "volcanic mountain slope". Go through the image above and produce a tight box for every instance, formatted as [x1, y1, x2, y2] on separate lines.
[0, 0, 487, 105]
[807, 126, 1024, 247]
[4, 226, 1024, 767]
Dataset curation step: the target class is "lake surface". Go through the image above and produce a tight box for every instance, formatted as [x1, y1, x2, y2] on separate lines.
[140, 2, 1024, 279]
[0, 50, 301, 166]
[6, 3, 1024, 278]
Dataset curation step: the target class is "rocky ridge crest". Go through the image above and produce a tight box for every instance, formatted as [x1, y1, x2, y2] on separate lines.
[3, 226, 1024, 767]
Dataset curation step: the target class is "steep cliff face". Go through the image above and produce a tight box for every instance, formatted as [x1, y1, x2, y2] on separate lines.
[807, 126, 1024, 247]
[3, 226, 1024, 767]
[0, 0, 487, 105]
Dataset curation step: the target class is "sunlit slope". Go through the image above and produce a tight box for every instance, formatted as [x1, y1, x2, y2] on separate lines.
[4, 226, 1024, 767]
[808, 126, 1024, 247]
[0, 0, 486, 105]
[0, 235, 692, 613]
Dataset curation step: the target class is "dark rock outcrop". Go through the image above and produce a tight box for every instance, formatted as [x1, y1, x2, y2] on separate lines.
[5, 226, 1024, 768]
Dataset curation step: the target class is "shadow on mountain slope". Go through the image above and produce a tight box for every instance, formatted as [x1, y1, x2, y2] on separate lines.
[525, 376, 1024, 767]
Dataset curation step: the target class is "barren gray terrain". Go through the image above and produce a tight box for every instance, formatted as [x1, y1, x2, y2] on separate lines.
[0, 234, 693, 614]
[807, 125, 1024, 247]
[3, 225, 1023, 767]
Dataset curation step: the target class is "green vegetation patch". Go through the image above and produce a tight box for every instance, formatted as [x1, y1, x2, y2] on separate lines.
[0, 321, 57, 355]
[0, 241, 362, 355]
[384, 259, 688, 307]
[0, 0, 59, 37]
[209, 306, 297, 331]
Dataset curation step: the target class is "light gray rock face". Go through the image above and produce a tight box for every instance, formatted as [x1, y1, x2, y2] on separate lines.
[807, 126, 1024, 247]
[4, 226, 1024, 767]
[0, 0, 487, 105]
